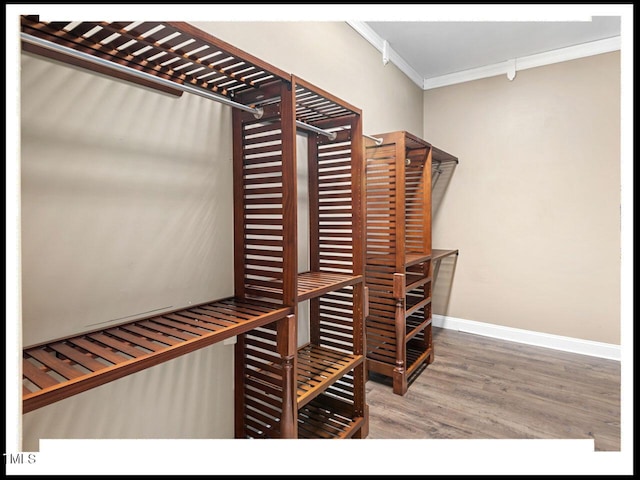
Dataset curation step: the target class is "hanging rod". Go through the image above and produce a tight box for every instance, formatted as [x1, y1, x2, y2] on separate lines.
[296, 120, 337, 140]
[335, 126, 382, 145]
[20, 32, 264, 119]
[364, 133, 383, 145]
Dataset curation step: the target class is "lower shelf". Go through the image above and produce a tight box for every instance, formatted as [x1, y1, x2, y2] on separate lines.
[366, 327, 434, 395]
[23, 297, 292, 413]
[298, 392, 365, 439]
[297, 344, 363, 408]
[406, 309, 432, 341]
[405, 340, 433, 377]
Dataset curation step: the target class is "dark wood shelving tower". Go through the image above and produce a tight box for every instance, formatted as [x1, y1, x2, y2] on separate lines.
[20, 16, 368, 438]
[233, 76, 367, 438]
[364, 131, 435, 395]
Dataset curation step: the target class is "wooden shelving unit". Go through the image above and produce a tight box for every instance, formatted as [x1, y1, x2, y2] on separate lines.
[364, 131, 435, 395]
[234, 76, 367, 438]
[20, 16, 368, 438]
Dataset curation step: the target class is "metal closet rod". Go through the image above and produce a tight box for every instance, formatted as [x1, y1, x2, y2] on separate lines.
[334, 127, 382, 145]
[296, 120, 337, 140]
[364, 133, 383, 145]
[20, 32, 265, 119]
[297, 123, 384, 144]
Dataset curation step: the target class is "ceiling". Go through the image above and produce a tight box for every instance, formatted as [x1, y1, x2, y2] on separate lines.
[348, 16, 621, 89]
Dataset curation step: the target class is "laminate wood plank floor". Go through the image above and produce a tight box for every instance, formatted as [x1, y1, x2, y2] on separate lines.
[365, 327, 620, 451]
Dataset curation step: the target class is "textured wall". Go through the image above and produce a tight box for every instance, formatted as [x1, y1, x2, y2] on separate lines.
[425, 52, 621, 344]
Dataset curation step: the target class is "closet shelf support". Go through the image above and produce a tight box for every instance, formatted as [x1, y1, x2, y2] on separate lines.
[20, 32, 264, 119]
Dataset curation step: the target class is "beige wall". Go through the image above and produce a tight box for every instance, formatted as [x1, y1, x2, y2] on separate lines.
[20, 51, 237, 450]
[425, 52, 621, 345]
[191, 21, 424, 137]
[19, 21, 423, 448]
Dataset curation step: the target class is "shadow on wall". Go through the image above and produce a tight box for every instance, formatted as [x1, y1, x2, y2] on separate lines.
[432, 253, 458, 316]
[432, 160, 457, 216]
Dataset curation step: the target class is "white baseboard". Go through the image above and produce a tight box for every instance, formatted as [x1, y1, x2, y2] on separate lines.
[432, 314, 620, 361]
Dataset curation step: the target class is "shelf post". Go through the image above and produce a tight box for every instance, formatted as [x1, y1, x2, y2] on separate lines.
[277, 313, 298, 438]
[392, 273, 407, 395]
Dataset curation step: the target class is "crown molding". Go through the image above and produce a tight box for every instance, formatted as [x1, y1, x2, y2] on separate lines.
[346, 20, 424, 88]
[346, 21, 621, 91]
[424, 35, 621, 89]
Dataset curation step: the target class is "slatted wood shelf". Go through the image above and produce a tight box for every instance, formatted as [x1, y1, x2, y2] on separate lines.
[22, 298, 291, 413]
[406, 310, 433, 341]
[405, 253, 431, 268]
[405, 272, 431, 292]
[405, 295, 431, 318]
[432, 249, 459, 262]
[238, 343, 363, 410]
[21, 16, 289, 102]
[296, 344, 363, 408]
[241, 271, 363, 303]
[367, 307, 433, 366]
[405, 340, 433, 378]
[365, 253, 431, 269]
[242, 390, 366, 439]
[297, 393, 365, 439]
[297, 271, 363, 302]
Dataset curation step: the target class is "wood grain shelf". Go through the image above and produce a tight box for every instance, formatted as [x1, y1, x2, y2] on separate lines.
[239, 271, 362, 304]
[405, 342, 433, 378]
[432, 249, 459, 261]
[365, 253, 432, 269]
[405, 272, 431, 292]
[406, 310, 432, 341]
[297, 344, 363, 408]
[297, 271, 363, 302]
[298, 392, 366, 439]
[405, 295, 432, 318]
[405, 253, 431, 268]
[22, 298, 291, 413]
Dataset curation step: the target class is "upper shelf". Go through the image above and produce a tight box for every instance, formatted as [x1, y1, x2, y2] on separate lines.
[432, 249, 459, 261]
[22, 297, 291, 413]
[20, 16, 289, 101]
[21, 16, 362, 133]
[432, 146, 459, 165]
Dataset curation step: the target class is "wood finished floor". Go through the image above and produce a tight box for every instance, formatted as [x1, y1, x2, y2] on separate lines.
[365, 327, 620, 451]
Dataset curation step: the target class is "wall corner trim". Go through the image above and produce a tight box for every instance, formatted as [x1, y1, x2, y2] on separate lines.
[432, 314, 621, 361]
